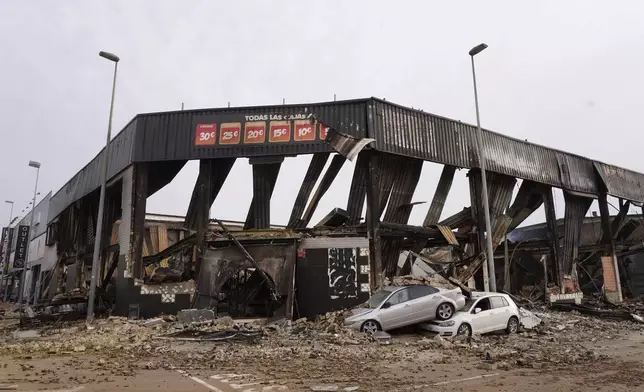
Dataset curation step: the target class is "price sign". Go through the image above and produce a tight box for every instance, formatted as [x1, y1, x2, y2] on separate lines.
[269, 121, 291, 143]
[195, 123, 217, 146]
[244, 121, 266, 144]
[219, 123, 241, 144]
[319, 123, 330, 140]
[294, 120, 316, 141]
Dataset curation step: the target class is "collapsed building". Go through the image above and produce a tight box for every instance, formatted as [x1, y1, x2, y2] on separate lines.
[30, 98, 644, 319]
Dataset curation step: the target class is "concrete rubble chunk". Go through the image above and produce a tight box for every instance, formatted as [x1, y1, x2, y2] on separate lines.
[519, 308, 542, 330]
[372, 331, 391, 345]
[11, 330, 39, 340]
[177, 309, 215, 325]
[143, 318, 165, 327]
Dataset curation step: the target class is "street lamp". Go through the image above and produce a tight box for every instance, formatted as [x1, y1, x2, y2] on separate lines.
[17, 160, 41, 310]
[469, 43, 497, 292]
[87, 51, 120, 324]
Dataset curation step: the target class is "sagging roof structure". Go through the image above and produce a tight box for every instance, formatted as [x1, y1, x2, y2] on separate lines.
[49, 97, 644, 224]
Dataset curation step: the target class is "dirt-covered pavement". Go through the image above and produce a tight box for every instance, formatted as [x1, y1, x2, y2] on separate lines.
[2, 308, 644, 391]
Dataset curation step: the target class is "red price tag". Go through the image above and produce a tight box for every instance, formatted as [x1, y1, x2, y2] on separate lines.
[269, 121, 291, 143]
[294, 120, 316, 141]
[195, 123, 217, 146]
[244, 121, 266, 144]
[219, 123, 241, 144]
[319, 124, 329, 140]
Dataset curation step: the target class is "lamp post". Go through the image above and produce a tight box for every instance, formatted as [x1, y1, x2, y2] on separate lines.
[17, 161, 41, 310]
[87, 51, 120, 324]
[469, 43, 497, 292]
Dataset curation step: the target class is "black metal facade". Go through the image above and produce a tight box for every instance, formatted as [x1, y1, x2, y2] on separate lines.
[295, 245, 370, 318]
[48, 97, 644, 225]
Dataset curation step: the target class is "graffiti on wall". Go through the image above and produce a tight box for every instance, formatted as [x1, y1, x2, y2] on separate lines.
[328, 248, 358, 299]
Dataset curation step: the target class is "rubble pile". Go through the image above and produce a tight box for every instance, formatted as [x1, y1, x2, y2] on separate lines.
[0, 316, 171, 357]
[0, 306, 643, 380]
[385, 274, 454, 289]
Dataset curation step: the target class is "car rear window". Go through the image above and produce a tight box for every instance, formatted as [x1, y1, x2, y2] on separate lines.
[408, 285, 439, 299]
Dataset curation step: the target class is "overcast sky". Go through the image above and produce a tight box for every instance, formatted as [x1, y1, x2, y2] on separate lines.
[1, 1, 643, 228]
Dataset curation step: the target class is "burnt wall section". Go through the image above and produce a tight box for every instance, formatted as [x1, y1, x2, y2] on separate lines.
[245, 159, 283, 229]
[296, 238, 370, 318]
[197, 242, 296, 307]
[380, 156, 423, 278]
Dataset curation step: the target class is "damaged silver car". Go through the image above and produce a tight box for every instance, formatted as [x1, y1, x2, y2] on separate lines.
[344, 284, 467, 334]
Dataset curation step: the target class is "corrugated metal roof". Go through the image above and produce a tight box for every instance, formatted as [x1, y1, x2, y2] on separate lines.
[368, 98, 602, 196]
[47, 97, 644, 224]
[48, 118, 137, 222]
[593, 162, 644, 203]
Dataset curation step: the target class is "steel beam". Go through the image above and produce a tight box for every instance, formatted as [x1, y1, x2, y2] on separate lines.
[287, 153, 330, 228]
[424, 165, 456, 227]
[365, 151, 383, 291]
[296, 154, 346, 228]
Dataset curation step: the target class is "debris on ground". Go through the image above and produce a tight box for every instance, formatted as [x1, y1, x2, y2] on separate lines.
[1, 301, 644, 389]
[177, 309, 215, 325]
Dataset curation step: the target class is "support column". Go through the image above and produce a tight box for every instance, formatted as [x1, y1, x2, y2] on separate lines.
[287, 153, 330, 228]
[561, 191, 593, 287]
[598, 193, 623, 302]
[345, 152, 369, 225]
[542, 187, 561, 289]
[130, 163, 148, 279]
[424, 165, 456, 227]
[245, 157, 283, 230]
[468, 169, 489, 290]
[365, 151, 383, 291]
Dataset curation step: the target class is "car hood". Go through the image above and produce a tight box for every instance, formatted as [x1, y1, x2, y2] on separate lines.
[447, 311, 471, 323]
[346, 307, 374, 320]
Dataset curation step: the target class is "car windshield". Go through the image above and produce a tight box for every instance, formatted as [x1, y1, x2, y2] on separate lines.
[461, 299, 477, 312]
[367, 289, 393, 308]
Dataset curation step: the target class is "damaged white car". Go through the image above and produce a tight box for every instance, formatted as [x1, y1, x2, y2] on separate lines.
[421, 292, 520, 337]
[344, 284, 467, 334]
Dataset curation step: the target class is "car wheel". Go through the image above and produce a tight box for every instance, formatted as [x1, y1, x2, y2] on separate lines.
[457, 323, 472, 337]
[506, 316, 519, 334]
[360, 320, 381, 335]
[436, 303, 455, 321]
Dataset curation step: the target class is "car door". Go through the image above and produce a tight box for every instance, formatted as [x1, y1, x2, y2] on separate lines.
[378, 288, 413, 329]
[489, 296, 512, 331]
[468, 297, 496, 333]
[407, 285, 440, 322]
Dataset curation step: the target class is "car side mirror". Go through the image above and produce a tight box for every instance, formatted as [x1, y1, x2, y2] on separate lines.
[381, 302, 391, 309]
[474, 307, 482, 314]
